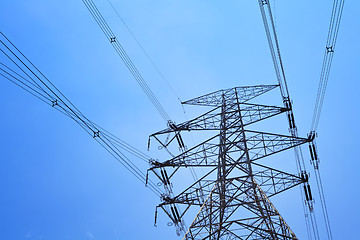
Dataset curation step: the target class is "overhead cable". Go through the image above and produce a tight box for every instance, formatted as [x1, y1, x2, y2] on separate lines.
[0, 32, 163, 197]
[107, 0, 183, 104]
[82, 0, 171, 123]
[308, 1, 345, 239]
[257, 1, 319, 239]
[311, 0, 345, 132]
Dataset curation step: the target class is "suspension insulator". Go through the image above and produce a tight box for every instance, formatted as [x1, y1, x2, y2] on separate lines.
[160, 169, 167, 186]
[312, 144, 318, 160]
[309, 144, 315, 160]
[304, 185, 310, 202]
[174, 206, 181, 222]
[171, 206, 178, 222]
[175, 133, 185, 150]
[290, 113, 296, 128]
[175, 134, 182, 147]
[287, 114, 293, 129]
[164, 169, 171, 185]
[307, 184, 313, 201]
[178, 134, 185, 149]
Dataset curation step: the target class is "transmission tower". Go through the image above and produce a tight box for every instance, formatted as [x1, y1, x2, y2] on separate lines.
[148, 85, 314, 239]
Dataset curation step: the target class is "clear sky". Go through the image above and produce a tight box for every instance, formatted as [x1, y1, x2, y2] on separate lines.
[0, 1, 359, 239]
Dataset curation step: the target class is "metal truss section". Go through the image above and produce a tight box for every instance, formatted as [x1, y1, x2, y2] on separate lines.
[159, 164, 303, 208]
[150, 130, 309, 168]
[182, 85, 279, 107]
[184, 183, 297, 240]
[149, 85, 308, 239]
[152, 103, 288, 135]
[251, 163, 304, 197]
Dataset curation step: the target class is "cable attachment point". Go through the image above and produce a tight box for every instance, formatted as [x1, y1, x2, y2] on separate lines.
[149, 159, 162, 168]
[308, 131, 316, 142]
[168, 121, 186, 151]
[110, 37, 116, 43]
[261, 0, 267, 5]
[301, 171, 309, 183]
[161, 194, 173, 204]
[326, 46, 334, 53]
[93, 130, 100, 138]
[308, 135, 319, 169]
[283, 97, 292, 111]
[167, 120, 178, 130]
[51, 99, 58, 107]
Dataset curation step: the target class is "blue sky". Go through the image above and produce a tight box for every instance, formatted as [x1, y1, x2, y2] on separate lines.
[0, 1, 359, 239]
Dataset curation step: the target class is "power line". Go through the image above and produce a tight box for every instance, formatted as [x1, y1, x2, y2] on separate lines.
[82, 0, 171, 123]
[311, 0, 345, 132]
[257, 1, 329, 239]
[308, 1, 345, 239]
[0, 32, 163, 197]
[106, 0, 183, 104]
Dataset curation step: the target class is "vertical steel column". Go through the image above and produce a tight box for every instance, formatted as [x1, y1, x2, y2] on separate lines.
[217, 94, 227, 239]
[235, 89, 277, 239]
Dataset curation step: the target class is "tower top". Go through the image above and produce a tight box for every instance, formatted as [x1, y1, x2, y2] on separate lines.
[182, 84, 279, 107]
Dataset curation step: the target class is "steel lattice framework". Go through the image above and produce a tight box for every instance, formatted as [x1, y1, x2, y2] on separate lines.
[148, 85, 312, 239]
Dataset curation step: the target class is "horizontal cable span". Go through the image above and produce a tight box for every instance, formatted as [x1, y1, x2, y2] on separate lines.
[0, 31, 163, 197]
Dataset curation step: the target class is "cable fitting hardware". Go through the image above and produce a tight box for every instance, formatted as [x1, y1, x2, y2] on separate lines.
[301, 171, 309, 183]
[51, 99, 58, 107]
[308, 131, 316, 142]
[326, 46, 334, 53]
[93, 130, 100, 138]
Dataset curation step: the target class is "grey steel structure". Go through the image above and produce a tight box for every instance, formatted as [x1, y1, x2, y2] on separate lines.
[148, 85, 313, 239]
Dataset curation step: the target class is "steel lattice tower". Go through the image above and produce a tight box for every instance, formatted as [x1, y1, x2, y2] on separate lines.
[148, 85, 312, 239]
